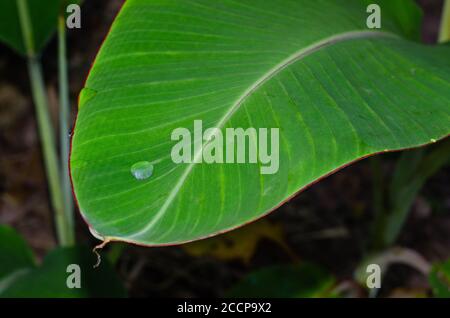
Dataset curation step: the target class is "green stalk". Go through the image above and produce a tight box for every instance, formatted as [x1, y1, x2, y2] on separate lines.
[384, 141, 450, 246]
[369, 141, 449, 251]
[28, 58, 72, 246]
[58, 15, 75, 245]
[368, 2, 450, 251]
[439, 0, 450, 43]
[17, 0, 73, 246]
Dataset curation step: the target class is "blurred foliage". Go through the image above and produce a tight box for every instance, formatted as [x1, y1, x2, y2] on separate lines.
[362, 0, 423, 40]
[227, 263, 336, 298]
[0, 225, 126, 298]
[429, 259, 450, 298]
[371, 140, 450, 250]
[0, 0, 64, 55]
[183, 219, 297, 264]
[0, 225, 35, 282]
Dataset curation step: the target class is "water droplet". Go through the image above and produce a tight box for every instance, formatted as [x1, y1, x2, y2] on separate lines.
[131, 161, 154, 180]
[431, 138, 437, 143]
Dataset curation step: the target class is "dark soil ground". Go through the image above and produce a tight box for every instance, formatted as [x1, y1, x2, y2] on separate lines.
[0, 0, 448, 297]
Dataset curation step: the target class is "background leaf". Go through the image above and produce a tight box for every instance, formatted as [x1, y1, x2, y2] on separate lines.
[0, 0, 78, 55]
[0, 246, 126, 298]
[429, 259, 450, 298]
[0, 225, 35, 285]
[183, 219, 296, 264]
[362, 0, 423, 40]
[227, 263, 336, 298]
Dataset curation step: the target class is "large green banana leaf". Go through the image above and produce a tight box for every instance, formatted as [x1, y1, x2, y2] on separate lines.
[0, 0, 69, 56]
[70, 0, 450, 246]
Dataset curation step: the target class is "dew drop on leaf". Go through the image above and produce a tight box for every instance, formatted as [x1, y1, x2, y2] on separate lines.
[130, 161, 154, 180]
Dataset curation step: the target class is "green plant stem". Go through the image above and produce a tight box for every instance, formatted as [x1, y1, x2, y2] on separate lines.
[16, 0, 34, 56]
[384, 141, 450, 246]
[17, 0, 73, 246]
[439, 0, 450, 43]
[28, 58, 73, 246]
[370, 141, 450, 251]
[58, 15, 75, 245]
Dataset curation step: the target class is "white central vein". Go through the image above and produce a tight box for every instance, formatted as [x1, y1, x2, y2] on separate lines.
[127, 30, 397, 240]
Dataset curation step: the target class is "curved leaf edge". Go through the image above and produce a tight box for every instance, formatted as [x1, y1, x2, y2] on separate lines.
[74, 136, 448, 247]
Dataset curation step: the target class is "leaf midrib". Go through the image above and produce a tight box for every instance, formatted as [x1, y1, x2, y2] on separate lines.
[109, 30, 398, 242]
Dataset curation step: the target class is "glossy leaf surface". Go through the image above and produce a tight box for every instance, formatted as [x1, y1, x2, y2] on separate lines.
[70, 0, 450, 245]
